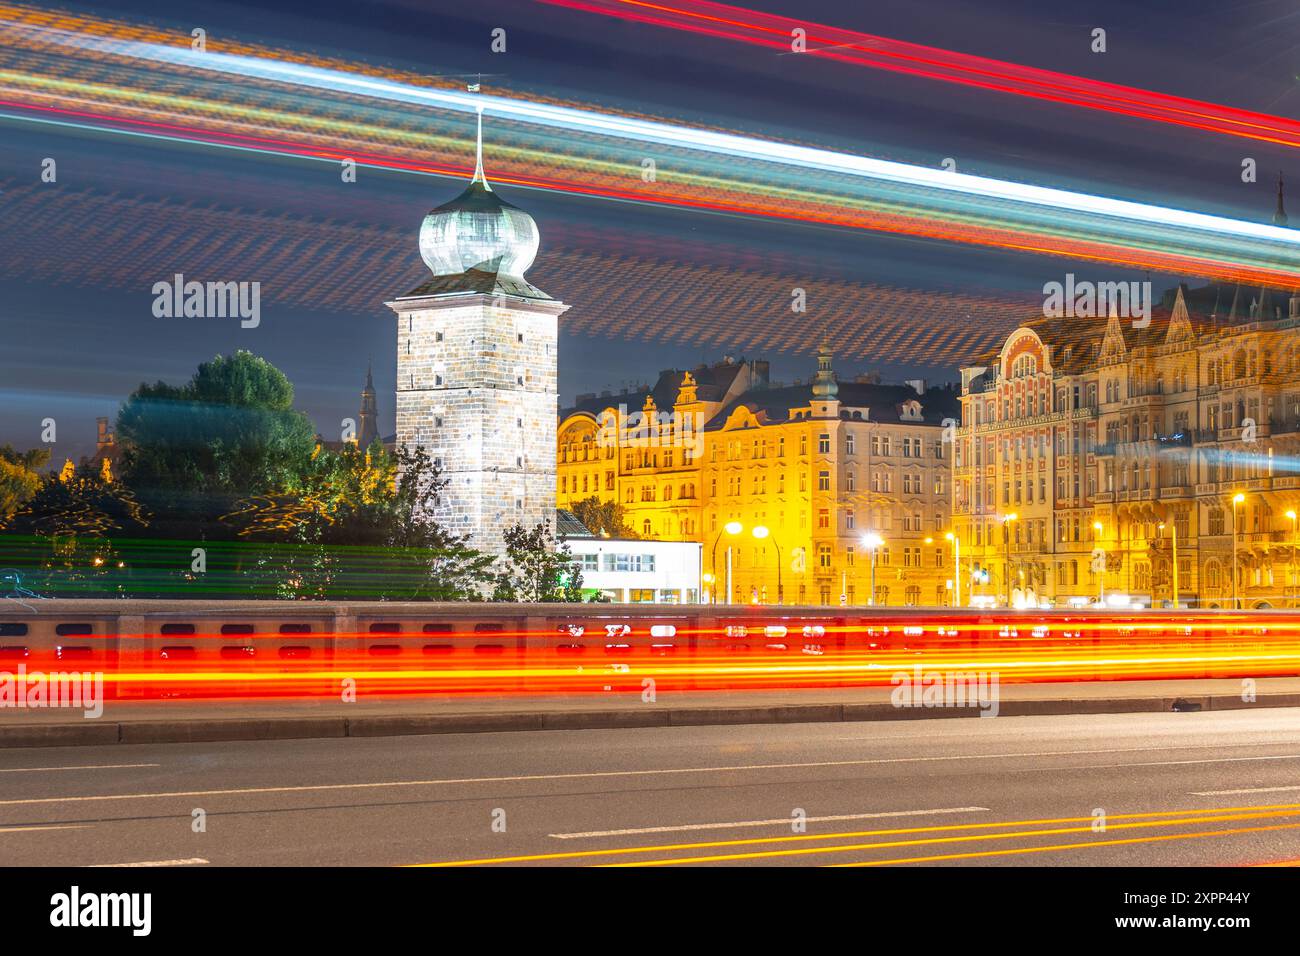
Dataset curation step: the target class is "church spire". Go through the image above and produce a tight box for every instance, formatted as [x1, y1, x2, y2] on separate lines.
[1275, 172, 1288, 227]
[357, 360, 379, 450]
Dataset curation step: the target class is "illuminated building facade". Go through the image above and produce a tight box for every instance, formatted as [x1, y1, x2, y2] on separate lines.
[955, 280, 1300, 609]
[558, 350, 958, 606]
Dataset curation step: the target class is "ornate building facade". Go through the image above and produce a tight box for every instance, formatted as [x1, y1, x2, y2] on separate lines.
[955, 282, 1300, 609]
[558, 350, 958, 606]
[386, 121, 566, 557]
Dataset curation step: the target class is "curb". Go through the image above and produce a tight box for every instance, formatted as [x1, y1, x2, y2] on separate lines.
[1, 692, 1296, 748]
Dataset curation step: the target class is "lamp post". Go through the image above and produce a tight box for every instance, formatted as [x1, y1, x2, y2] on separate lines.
[1001, 513, 1018, 608]
[1093, 521, 1105, 605]
[1159, 520, 1179, 610]
[861, 533, 883, 606]
[751, 525, 782, 604]
[1231, 492, 1245, 610]
[945, 531, 961, 608]
[710, 521, 743, 605]
[1288, 509, 1298, 608]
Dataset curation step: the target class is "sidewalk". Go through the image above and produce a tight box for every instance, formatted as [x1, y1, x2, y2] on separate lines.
[2, 677, 1299, 748]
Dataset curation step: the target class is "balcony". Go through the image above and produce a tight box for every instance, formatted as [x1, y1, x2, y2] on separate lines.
[1270, 416, 1300, 437]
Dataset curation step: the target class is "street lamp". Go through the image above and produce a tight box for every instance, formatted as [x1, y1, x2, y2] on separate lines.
[751, 525, 782, 604]
[1093, 521, 1105, 605]
[944, 531, 962, 608]
[1231, 492, 1245, 610]
[1159, 519, 1179, 610]
[1288, 509, 1298, 607]
[861, 532, 883, 606]
[1001, 513, 1018, 608]
[710, 520, 743, 605]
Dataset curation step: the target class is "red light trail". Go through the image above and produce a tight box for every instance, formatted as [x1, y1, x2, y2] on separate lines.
[541, 0, 1300, 150]
[9, 611, 1300, 702]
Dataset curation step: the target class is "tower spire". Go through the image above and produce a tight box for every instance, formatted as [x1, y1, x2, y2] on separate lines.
[471, 105, 492, 191]
[1275, 171, 1288, 227]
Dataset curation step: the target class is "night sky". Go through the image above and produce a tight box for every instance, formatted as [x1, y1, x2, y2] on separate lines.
[2, 0, 1298, 462]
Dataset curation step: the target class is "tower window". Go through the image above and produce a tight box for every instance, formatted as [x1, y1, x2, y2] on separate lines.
[435, 331, 444, 342]
[435, 416, 443, 428]
[435, 374, 444, 386]
[517, 333, 524, 343]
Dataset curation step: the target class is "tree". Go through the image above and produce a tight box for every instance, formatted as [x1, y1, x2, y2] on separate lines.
[0, 461, 149, 594]
[224, 443, 495, 600]
[116, 351, 318, 536]
[569, 495, 638, 538]
[0, 445, 49, 523]
[492, 521, 584, 602]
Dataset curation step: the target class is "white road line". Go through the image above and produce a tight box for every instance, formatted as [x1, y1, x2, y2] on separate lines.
[90, 858, 209, 868]
[0, 824, 87, 834]
[0, 763, 160, 774]
[1055, 754, 1300, 771]
[1192, 785, 1300, 796]
[2, 745, 1297, 808]
[549, 806, 990, 839]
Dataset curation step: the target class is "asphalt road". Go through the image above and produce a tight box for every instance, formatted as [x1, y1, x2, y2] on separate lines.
[3, 709, 1300, 866]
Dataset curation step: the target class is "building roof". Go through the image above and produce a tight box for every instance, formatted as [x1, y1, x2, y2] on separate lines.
[964, 282, 1299, 377]
[706, 380, 958, 429]
[397, 266, 552, 301]
[556, 509, 596, 538]
[561, 358, 756, 419]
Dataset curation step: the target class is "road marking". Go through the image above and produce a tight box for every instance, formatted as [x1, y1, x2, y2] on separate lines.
[5, 738, 1294, 806]
[0, 763, 160, 774]
[608, 810, 1300, 867]
[3, 745, 1296, 808]
[828, 822, 1300, 868]
[90, 858, 209, 868]
[550, 806, 990, 839]
[1057, 754, 1300, 771]
[1192, 785, 1300, 796]
[0, 824, 86, 834]
[415, 802, 1300, 866]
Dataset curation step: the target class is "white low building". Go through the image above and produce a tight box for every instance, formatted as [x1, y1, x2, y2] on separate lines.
[566, 537, 702, 604]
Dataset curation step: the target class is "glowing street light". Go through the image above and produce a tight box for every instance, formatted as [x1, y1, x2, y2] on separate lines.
[710, 521, 745, 605]
[1159, 519, 1179, 610]
[1001, 513, 1018, 608]
[1231, 492, 1245, 610]
[1093, 521, 1105, 604]
[751, 524, 783, 604]
[861, 532, 884, 606]
[1288, 509, 1298, 607]
[944, 531, 961, 608]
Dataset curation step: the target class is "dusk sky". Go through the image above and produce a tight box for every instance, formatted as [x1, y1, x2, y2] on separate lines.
[3, 0, 1298, 461]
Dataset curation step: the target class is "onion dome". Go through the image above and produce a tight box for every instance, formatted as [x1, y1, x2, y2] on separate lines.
[417, 110, 539, 280]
